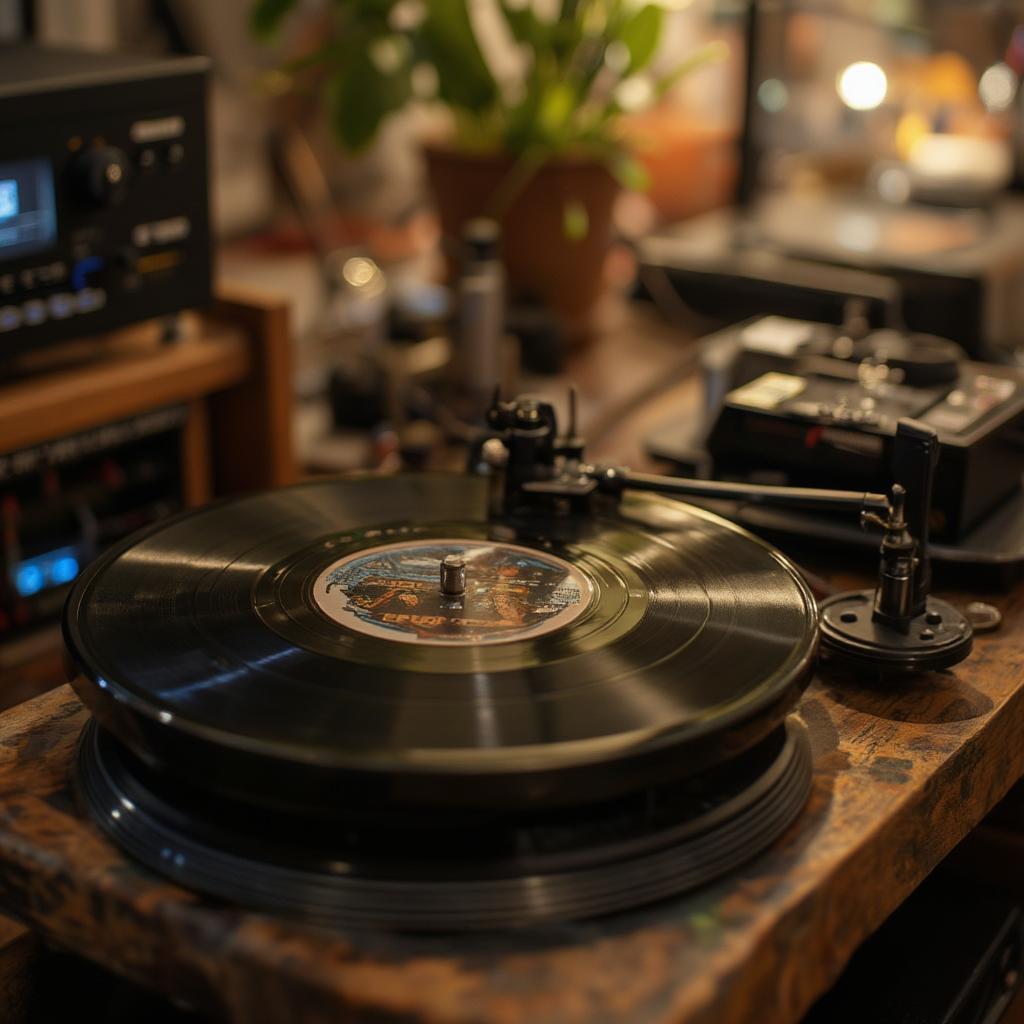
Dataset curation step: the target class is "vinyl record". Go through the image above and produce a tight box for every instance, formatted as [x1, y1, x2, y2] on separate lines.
[64, 474, 818, 818]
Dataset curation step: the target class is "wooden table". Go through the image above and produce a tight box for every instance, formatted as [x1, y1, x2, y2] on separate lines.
[0, 589, 1021, 1024]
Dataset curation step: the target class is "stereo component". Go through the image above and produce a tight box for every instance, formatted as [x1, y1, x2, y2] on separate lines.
[0, 45, 211, 359]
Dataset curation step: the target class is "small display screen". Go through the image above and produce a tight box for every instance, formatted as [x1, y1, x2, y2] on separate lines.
[0, 158, 57, 261]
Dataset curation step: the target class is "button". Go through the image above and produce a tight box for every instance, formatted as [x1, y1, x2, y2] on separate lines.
[137, 147, 158, 172]
[36, 261, 66, 285]
[18, 269, 34, 289]
[130, 115, 185, 144]
[166, 142, 185, 166]
[0, 274, 14, 295]
[70, 255, 104, 291]
[132, 224, 152, 247]
[151, 216, 190, 244]
[0, 306, 23, 331]
[75, 288, 106, 313]
[22, 300, 46, 326]
[48, 293, 75, 319]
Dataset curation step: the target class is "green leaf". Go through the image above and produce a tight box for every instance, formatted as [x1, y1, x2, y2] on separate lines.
[249, 0, 297, 39]
[550, 5, 586, 63]
[327, 48, 411, 152]
[537, 81, 577, 141]
[611, 154, 650, 191]
[419, 0, 497, 112]
[354, 0, 398, 16]
[563, 200, 589, 241]
[618, 4, 663, 73]
[250, 0, 722, 164]
[498, 1, 544, 46]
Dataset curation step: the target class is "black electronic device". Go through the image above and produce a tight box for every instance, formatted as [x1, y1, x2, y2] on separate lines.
[651, 317, 1024, 547]
[638, 197, 1024, 361]
[63, 391, 973, 932]
[0, 407, 187, 641]
[0, 45, 211, 359]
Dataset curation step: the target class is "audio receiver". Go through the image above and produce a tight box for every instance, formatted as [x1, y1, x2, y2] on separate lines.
[0, 44, 211, 359]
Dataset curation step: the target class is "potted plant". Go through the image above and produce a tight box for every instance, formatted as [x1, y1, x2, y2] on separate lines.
[252, 0, 721, 338]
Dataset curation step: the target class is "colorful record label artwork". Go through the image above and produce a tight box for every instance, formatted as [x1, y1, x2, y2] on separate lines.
[312, 539, 593, 645]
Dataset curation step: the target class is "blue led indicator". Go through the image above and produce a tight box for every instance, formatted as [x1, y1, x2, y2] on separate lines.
[15, 564, 44, 597]
[49, 555, 79, 585]
[11, 545, 82, 596]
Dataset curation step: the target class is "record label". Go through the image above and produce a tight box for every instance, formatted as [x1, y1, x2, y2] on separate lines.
[311, 539, 593, 646]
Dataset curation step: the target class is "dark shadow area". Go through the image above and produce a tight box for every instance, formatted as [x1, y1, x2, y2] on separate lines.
[24, 949, 208, 1024]
[822, 669, 994, 725]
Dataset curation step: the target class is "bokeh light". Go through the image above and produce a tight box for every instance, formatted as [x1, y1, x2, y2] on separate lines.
[837, 61, 888, 111]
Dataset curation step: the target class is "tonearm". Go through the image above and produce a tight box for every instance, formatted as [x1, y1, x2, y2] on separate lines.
[473, 390, 973, 675]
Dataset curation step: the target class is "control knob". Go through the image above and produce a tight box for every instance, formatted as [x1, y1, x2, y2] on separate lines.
[72, 146, 131, 206]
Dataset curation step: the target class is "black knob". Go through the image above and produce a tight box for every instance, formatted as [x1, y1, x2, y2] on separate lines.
[73, 146, 131, 206]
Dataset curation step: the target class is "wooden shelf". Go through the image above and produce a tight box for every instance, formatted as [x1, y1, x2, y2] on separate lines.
[0, 314, 251, 455]
[0, 285, 294, 499]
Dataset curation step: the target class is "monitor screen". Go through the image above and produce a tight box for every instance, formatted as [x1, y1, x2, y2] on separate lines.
[0, 158, 57, 261]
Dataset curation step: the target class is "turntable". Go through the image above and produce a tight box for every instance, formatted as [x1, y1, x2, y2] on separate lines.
[66, 463, 817, 931]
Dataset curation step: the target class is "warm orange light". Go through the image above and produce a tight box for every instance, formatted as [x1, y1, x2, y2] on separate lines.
[919, 51, 976, 105]
[895, 111, 929, 161]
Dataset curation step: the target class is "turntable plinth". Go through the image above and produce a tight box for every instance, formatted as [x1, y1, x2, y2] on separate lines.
[0, 592, 1021, 1024]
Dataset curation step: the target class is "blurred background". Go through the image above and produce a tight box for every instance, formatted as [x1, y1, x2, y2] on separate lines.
[2, 0, 1024, 595]
[5, 0, 1024, 469]
[8, 1, 1024, 440]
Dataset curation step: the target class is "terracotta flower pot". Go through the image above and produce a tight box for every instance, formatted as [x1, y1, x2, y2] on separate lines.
[618, 112, 736, 223]
[423, 143, 620, 342]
